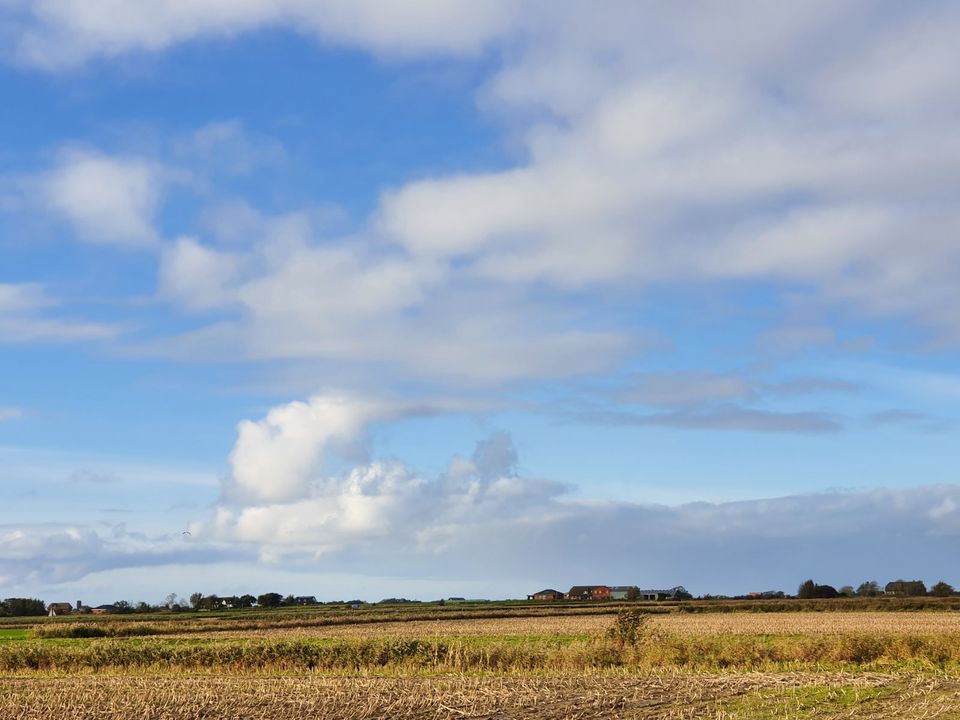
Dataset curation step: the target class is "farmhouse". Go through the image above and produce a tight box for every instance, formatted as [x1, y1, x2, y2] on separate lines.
[92, 604, 117, 615]
[885, 580, 926, 597]
[46, 602, 73, 617]
[527, 589, 564, 601]
[566, 585, 611, 600]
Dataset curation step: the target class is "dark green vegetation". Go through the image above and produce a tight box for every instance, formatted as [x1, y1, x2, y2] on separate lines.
[0, 598, 45, 616]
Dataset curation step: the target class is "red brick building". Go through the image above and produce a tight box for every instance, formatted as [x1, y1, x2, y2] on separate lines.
[566, 585, 611, 600]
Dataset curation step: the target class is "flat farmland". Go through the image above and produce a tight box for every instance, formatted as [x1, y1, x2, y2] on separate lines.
[7, 602, 960, 718]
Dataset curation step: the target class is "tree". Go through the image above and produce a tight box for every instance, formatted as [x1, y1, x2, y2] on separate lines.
[189, 592, 203, 610]
[202, 595, 220, 610]
[237, 594, 256, 608]
[812, 584, 839, 599]
[931, 581, 955, 597]
[163, 593, 178, 609]
[856, 581, 881, 597]
[798, 579, 839, 599]
[839, 585, 856, 597]
[0, 598, 46, 616]
[257, 592, 283, 608]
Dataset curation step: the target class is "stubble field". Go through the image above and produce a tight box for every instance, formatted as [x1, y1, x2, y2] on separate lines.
[5, 600, 960, 718]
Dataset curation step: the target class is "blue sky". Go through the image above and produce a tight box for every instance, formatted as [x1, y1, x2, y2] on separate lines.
[1, 1, 960, 604]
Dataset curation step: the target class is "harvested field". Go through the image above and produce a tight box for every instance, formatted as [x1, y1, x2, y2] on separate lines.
[162, 611, 960, 641]
[169, 614, 614, 639]
[657, 612, 960, 637]
[0, 672, 924, 720]
[10, 606, 960, 717]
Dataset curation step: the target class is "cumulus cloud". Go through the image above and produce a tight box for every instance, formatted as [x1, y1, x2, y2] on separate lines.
[196, 395, 566, 557]
[227, 395, 391, 504]
[3, 394, 958, 593]
[187, 396, 960, 593]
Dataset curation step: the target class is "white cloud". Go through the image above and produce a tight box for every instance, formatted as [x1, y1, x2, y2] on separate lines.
[149, 210, 627, 383]
[0, 282, 119, 343]
[42, 149, 163, 247]
[181, 394, 960, 592]
[0, 522, 225, 587]
[227, 395, 390, 504]
[200, 396, 568, 558]
[2, 393, 958, 594]
[4, 0, 520, 68]
[18, 2, 958, 380]
[370, 2, 960, 342]
[158, 236, 239, 311]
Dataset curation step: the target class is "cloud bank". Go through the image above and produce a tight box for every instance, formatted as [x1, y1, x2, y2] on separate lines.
[178, 396, 960, 592]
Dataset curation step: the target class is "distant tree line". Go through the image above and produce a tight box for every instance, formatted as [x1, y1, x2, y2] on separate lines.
[186, 592, 368, 610]
[797, 579, 955, 599]
[0, 598, 46, 616]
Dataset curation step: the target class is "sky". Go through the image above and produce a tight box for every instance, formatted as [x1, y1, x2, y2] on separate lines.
[1, 1, 959, 605]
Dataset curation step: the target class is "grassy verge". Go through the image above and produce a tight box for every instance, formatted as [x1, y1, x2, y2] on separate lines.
[719, 685, 894, 718]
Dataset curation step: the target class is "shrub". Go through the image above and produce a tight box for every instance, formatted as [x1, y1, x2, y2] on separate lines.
[606, 608, 649, 647]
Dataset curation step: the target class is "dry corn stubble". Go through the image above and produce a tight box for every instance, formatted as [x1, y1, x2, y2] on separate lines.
[0, 673, 901, 720]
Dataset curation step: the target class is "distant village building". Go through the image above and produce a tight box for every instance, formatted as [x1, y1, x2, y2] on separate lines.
[527, 589, 564, 601]
[46, 602, 73, 617]
[566, 585, 611, 601]
[885, 580, 927, 597]
[609, 586, 639, 601]
[637, 586, 690, 601]
[92, 605, 117, 615]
